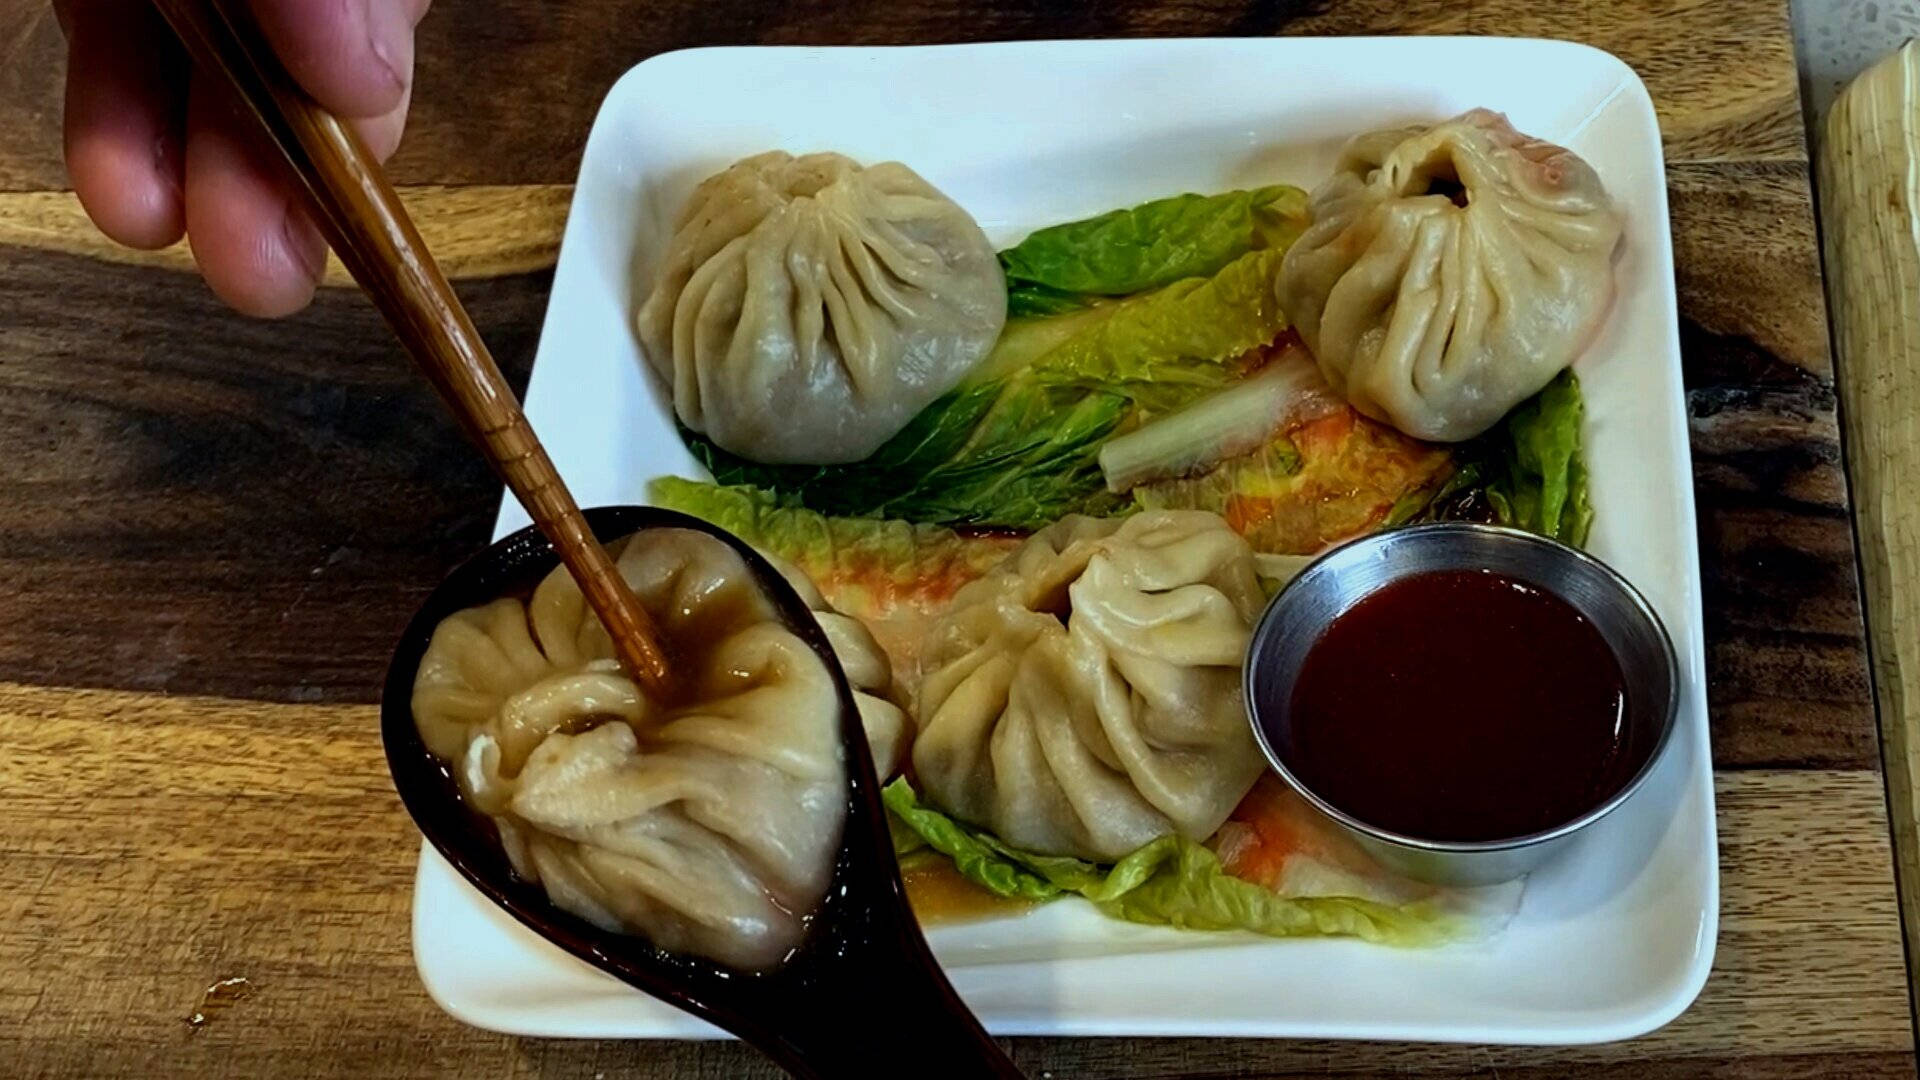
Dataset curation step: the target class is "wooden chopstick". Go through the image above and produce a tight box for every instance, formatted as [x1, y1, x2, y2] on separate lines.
[150, 0, 674, 698]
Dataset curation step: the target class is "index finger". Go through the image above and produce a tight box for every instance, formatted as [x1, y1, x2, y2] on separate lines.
[246, 0, 425, 119]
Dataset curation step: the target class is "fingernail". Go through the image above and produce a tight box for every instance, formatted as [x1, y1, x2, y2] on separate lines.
[365, 0, 412, 96]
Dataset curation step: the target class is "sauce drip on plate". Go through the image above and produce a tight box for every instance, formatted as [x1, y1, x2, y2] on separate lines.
[1279, 569, 1633, 843]
[900, 854, 1033, 925]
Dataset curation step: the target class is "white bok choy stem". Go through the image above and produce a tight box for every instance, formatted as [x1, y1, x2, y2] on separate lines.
[1098, 345, 1339, 492]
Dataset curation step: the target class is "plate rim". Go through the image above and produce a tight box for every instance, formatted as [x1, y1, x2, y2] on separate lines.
[412, 34, 1719, 1045]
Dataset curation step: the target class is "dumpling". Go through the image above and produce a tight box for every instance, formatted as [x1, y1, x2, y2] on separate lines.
[911, 510, 1268, 862]
[764, 552, 909, 774]
[1277, 109, 1624, 442]
[636, 151, 1006, 465]
[411, 528, 909, 971]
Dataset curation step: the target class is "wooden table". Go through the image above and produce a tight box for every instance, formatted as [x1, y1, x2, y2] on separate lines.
[1, 1, 1910, 1076]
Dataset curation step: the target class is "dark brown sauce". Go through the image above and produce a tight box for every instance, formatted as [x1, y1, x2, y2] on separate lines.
[495, 537, 769, 712]
[1279, 569, 1632, 843]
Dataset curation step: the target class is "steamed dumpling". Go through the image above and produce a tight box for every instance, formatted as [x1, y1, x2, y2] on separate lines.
[637, 151, 1006, 465]
[411, 528, 908, 971]
[1277, 109, 1624, 442]
[911, 511, 1268, 862]
[765, 552, 910, 773]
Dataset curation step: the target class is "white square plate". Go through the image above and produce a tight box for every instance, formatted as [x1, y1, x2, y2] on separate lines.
[411, 37, 1716, 1044]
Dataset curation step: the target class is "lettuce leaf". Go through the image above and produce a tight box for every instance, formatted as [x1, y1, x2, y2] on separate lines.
[1026, 247, 1289, 412]
[647, 476, 1017, 591]
[646, 478, 1021, 676]
[1134, 407, 1454, 556]
[1006, 280, 1092, 318]
[884, 780, 1066, 902]
[1489, 370, 1592, 544]
[688, 248, 1293, 529]
[999, 185, 1310, 314]
[1098, 348, 1334, 493]
[688, 381, 1132, 529]
[883, 780, 1452, 945]
[1412, 370, 1594, 547]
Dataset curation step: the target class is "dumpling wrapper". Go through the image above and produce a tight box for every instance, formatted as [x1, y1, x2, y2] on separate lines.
[637, 151, 1006, 465]
[411, 528, 909, 972]
[1214, 775, 1524, 937]
[912, 510, 1268, 862]
[1278, 109, 1624, 443]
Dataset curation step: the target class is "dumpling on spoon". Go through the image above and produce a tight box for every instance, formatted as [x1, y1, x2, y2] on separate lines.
[1277, 109, 1624, 443]
[411, 527, 908, 972]
[637, 151, 1007, 465]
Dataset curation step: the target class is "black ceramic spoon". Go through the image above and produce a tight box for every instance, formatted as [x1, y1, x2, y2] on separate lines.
[383, 505, 1024, 1078]
[147, 2, 1024, 1070]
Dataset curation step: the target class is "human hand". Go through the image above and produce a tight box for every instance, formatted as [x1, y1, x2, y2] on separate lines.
[57, 0, 429, 316]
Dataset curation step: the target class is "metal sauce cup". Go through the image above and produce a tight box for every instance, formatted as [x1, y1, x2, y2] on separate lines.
[1244, 523, 1680, 887]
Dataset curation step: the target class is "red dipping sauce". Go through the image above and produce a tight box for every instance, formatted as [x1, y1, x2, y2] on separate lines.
[1279, 569, 1634, 843]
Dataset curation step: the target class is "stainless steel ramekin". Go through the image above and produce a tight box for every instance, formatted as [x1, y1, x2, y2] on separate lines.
[1244, 523, 1680, 887]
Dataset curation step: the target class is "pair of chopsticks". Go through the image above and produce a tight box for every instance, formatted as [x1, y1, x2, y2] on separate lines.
[150, 0, 674, 696]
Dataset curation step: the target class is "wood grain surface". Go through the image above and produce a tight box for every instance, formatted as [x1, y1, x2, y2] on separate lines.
[0, 186, 573, 284]
[1818, 38, 1920, 1012]
[0, 683, 1909, 1077]
[0, 0, 1905, 1076]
